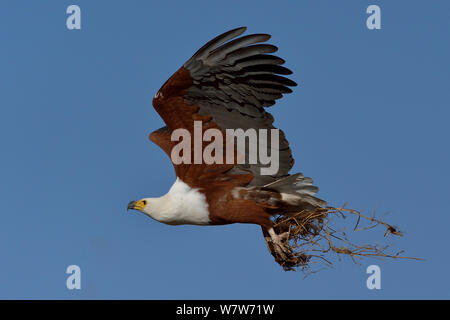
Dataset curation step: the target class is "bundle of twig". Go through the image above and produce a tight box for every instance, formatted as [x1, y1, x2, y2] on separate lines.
[264, 205, 421, 272]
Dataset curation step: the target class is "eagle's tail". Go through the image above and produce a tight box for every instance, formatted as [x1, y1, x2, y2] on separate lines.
[264, 173, 326, 212]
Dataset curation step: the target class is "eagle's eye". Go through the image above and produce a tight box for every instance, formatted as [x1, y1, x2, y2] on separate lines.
[142, 200, 147, 205]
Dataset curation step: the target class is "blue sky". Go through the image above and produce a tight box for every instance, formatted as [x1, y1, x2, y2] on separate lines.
[0, 0, 449, 299]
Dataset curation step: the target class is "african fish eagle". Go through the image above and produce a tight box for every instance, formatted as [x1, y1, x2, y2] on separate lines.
[127, 27, 326, 261]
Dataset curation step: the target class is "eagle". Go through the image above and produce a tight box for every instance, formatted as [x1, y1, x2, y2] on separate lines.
[127, 27, 326, 262]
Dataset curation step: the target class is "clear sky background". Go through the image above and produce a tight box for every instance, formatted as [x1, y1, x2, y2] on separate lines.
[0, 0, 449, 299]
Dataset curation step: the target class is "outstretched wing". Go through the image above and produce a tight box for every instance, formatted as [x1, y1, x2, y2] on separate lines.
[151, 27, 297, 188]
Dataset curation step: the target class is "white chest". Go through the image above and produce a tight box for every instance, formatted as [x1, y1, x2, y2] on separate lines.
[145, 179, 211, 226]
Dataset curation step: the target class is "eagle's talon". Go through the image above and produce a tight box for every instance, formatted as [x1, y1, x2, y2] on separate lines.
[279, 231, 290, 241]
[268, 228, 292, 260]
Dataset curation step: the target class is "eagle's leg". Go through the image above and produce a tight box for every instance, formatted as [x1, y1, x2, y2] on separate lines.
[267, 228, 290, 259]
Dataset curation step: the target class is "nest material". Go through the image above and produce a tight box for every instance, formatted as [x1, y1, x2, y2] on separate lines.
[264, 205, 420, 272]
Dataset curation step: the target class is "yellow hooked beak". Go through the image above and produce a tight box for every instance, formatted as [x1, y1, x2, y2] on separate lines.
[127, 199, 147, 211]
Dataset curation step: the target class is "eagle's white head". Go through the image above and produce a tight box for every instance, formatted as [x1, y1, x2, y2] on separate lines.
[127, 179, 211, 226]
[127, 197, 171, 223]
[127, 198, 160, 218]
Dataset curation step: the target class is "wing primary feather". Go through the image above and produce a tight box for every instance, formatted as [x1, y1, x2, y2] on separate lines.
[253, 83, 293, 94]
[206, 34, 271, 63]
[235, 54, 286, 67]
[247, 74, 297, 87]
[239, 64, 293, 76]
[226, 45, 279, 64]
[188, 27, 247, 62]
